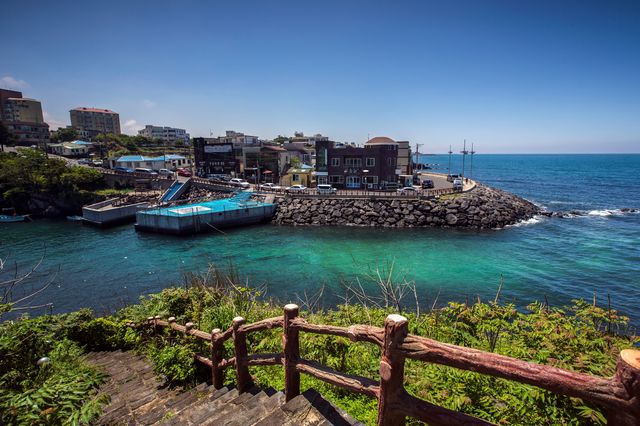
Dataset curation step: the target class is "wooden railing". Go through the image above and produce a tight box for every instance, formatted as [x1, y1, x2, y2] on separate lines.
[130, 305, 640, 425]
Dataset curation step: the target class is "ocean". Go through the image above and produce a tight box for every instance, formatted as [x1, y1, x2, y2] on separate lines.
[1, 154, 639, 325]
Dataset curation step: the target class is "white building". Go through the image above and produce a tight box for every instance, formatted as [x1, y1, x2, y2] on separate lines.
[218, 130, 259, 146]
[138, 125, 190, 144]
[112, 154, 191, 171]
[49, 140, 93, 157]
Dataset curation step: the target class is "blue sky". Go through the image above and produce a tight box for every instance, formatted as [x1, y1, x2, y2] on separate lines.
[1, 0, 639, 153]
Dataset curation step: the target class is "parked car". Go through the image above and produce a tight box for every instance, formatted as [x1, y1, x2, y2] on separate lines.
[114, 166, 134, 173]
[447, 174, 461, 182]
[229, 178, 250, 188]
[453, 178, 463, 190]
[158, 168, 174, 177]
[397, 186, 419, 194]
[286, 184, 307, 192]
[91, 160, 103, 167]
[176, 168, 192, 177]
[421, 179, 434, 189]
[77, 158, 92, 165]
[316, 184, 337, 195]
[135, 167, 158, 175]
[260, 183, 282, 191]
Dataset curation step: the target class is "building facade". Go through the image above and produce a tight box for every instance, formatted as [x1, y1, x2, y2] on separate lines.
[193, 137, 237, 177]
[316, 138, 400, 189]
[138, 125, 190, 144]
[70, 107, 120, 138]
[0, 89, 50, 147]
[49, 141, 92, 157]
[112, 154, 190, 171]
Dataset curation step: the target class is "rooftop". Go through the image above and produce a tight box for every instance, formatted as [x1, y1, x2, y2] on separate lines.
[71, 107, 118, 114]
[117, 154, 186, 162]
[366, 136, 398, 146]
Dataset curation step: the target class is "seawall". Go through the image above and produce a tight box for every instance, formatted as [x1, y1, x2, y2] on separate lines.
[273, 184, 540, 229]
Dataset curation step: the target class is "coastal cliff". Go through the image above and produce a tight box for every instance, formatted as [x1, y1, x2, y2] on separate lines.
[273, 184, 540, 229]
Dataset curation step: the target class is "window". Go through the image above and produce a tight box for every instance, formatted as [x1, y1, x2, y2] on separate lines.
[329, 175, 344, 184]
[346, 176, 361, 188]
[317, 176, 328, 185]
[331, 157, 340, 166]
[366, 157, 375, 167]
[344, 158, 362, 167]
[292, 174, 300, 182]
[362, 176, 378, 184]
[386, 157, 396, 166]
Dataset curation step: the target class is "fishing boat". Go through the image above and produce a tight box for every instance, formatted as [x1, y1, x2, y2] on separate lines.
[0, 214, 28, 223]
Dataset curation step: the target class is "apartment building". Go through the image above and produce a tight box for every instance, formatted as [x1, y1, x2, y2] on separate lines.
[70, 107, 120, 137]
[316, 137, 400, 189]
[0, 89, 50, 147]
[138, 125, 190, 144]
[193, 137, 237, 177]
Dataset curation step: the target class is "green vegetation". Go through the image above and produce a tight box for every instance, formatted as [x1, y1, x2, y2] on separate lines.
[50, 127, 78, 143]
[0, 148, 105, 214]
[0, 265, 636, 425]
[116, 266, 637, 425]
[92, 133, 189, 158]
[0, 310, 131, 425]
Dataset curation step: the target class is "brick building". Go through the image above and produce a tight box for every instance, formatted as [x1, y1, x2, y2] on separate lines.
[316, 137, 400, 189]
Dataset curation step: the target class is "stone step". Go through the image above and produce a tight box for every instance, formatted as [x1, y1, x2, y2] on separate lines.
[89, 351, 364, 426]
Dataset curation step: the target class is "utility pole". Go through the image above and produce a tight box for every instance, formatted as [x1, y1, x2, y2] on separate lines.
[415, 143, 422, 172]
[470, 143, 476, 179]
[460, 139, 468, 178]
[447, 144, 453, 176]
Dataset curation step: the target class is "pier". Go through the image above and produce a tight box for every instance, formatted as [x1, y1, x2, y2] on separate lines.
[134, 191, 276, 235]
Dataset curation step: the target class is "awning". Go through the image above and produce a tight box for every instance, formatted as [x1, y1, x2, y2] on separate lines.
[263, 170, 273, 174]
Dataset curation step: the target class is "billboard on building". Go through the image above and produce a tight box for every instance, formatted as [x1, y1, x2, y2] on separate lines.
[204, 144, 232, 153]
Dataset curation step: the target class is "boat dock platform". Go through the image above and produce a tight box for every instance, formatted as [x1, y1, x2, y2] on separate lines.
[82, 198, 151, 227]
[134, 191, 276, 235]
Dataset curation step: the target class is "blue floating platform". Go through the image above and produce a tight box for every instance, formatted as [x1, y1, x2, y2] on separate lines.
[135, 192, 275, 235]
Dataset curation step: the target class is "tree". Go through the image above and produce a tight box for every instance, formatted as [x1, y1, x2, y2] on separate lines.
[52, 127, 78, 142]
[273, 135, 290, 145]
[0, 123, 9, 152]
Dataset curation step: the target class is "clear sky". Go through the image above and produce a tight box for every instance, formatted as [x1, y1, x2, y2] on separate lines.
[1, 0, 639, 153]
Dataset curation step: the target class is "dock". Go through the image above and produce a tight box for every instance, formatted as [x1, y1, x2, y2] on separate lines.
[134, 191, 276, 235]
[82, 198, 151, 227]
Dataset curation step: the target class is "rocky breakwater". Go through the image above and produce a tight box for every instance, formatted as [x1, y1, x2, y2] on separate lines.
[273, 184, 540, 229]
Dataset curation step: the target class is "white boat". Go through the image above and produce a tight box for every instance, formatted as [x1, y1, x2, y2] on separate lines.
[0, 214, 28, 223]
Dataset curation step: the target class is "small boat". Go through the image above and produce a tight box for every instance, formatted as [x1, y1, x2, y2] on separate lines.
[0, 214, 28, 223]
[66, 215, 84, 221]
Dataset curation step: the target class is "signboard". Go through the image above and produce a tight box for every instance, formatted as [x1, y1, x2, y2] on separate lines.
[204, 144, 232, 153]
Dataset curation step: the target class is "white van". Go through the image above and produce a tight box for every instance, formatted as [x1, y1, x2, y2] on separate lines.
[316, 184, 337, 195]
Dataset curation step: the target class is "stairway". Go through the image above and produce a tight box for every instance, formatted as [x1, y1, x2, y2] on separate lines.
[86, 351, 364, 426]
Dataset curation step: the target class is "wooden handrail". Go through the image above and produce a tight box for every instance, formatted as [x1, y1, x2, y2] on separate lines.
[295, 358, 379, 398]
[398, 334, 629, 410]
[133, 306, 640, 425]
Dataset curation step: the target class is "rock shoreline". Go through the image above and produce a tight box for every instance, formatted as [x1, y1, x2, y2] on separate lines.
[272, 184, 541, 229]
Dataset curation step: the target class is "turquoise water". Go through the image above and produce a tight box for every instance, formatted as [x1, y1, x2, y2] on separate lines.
[1, 155, 639, 324]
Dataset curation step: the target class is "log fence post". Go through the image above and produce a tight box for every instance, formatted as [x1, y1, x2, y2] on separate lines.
[185, 322, 194, 339]
[377, 314, 409, 426]
[283, 304, 301, 401]
[608, 349, 640, 425]
[154, 315, 162, 335]
[211, 328, 223, 389]
[232, 317, 253, 393]
[167, 316, 176, 344]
